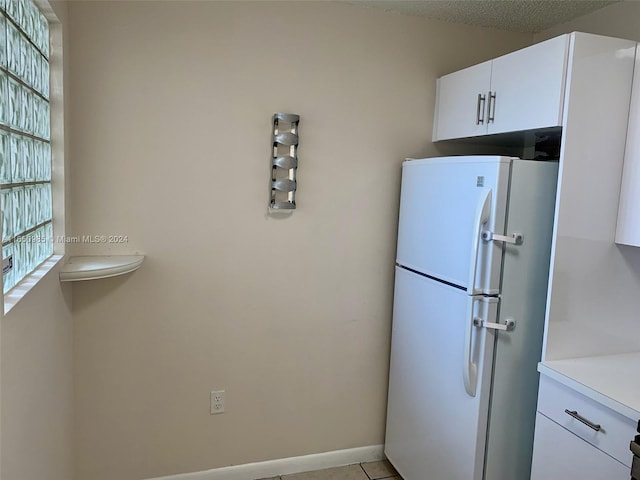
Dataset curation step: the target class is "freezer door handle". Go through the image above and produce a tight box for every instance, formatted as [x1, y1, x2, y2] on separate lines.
[467, 189, 492, 295]
[473, 317, 516, 331]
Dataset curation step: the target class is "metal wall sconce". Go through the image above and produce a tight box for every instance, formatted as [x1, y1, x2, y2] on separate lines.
[270, 113, 299, 210]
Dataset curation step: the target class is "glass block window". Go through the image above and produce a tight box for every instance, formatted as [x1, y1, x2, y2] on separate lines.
[0, 0, 52, 294]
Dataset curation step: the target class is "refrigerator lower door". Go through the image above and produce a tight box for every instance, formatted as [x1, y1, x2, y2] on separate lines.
[385, 267, 496, 480]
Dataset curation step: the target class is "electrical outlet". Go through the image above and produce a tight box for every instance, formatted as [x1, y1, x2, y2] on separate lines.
[210, 390, 225, 414]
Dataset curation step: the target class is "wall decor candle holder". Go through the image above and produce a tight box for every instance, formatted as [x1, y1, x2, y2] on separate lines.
[270, 113, 299, 210]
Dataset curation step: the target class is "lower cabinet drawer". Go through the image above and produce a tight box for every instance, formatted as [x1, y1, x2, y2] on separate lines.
[537, 375, 637, 467]
[531, 413, 630, 480]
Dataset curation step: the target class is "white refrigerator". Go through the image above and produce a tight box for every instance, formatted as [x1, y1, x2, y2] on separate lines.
[385, 156, 558, 480]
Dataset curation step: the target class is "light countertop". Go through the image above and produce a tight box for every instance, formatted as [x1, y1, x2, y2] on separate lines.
[539, 352, 640, 420]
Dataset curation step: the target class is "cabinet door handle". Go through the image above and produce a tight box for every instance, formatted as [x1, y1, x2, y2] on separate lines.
[476, 94, 486, 125]
[487, 91, 496, 123]
[564, 409, 602, 431]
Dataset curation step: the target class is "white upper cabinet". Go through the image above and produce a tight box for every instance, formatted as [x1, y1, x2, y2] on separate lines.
[432, 61, 492, 141]
[432, 35, 569, 141]
[488, 35, 568, 135]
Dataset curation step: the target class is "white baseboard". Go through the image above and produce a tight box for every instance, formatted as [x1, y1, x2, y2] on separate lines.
[148, 444, 385, 480]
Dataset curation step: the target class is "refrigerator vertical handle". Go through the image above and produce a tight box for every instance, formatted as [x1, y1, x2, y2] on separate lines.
[467, 189, 492, 294]
[463, 299, 478, 397]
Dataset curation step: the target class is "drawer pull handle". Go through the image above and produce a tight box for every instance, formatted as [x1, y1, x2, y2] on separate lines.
[564, 409, 602, 431]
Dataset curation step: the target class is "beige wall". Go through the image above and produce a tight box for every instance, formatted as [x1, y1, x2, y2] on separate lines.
[1, 269, 74, 480]
[1, 2, 74, 480]
[67, 2, 531, 479]
[535, 1, 640, 41]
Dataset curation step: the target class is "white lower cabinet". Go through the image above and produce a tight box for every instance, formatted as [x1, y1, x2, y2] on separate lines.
[531, 375, 637, 480]
[530, 413, 630, 480]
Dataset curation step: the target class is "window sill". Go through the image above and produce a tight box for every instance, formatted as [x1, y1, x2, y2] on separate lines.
[4, 254, 64, 315]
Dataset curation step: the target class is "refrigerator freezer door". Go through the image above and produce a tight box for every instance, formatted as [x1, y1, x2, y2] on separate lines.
[385, 267, 496, 480]
[396, 156, 511, 294]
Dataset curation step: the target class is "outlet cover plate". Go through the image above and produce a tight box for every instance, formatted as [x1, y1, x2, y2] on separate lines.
[210, 390, 225, 414]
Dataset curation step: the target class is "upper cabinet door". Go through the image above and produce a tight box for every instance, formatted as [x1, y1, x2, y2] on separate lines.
[432, 61, 492, 141]
[488, 35, 569, 135]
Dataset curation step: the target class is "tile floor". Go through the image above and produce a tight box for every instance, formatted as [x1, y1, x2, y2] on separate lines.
[259, 460, 402, 480]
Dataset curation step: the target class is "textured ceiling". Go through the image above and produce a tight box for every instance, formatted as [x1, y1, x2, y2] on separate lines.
[348, 0, 620, 33]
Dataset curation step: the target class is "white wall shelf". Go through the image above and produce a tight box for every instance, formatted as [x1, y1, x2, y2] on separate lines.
[59, 255, 144, 282]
